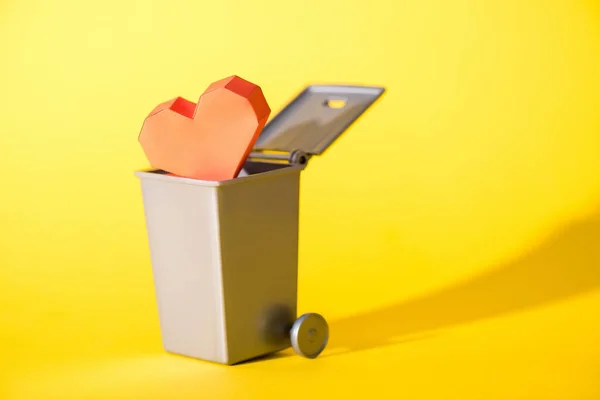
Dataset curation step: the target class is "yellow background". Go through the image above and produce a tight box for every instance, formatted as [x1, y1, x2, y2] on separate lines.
[1, 0, 600, 398]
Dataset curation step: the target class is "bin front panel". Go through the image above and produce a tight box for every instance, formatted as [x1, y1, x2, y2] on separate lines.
[139, 175, 228, 364]
[218, 169, 301, 364]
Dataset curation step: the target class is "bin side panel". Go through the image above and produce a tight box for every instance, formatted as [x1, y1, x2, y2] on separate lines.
[218, 170, 301, 365]
[139, 177, 228, 364]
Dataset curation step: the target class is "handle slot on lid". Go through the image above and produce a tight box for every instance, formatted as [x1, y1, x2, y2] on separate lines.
[324, 97, 348, 109]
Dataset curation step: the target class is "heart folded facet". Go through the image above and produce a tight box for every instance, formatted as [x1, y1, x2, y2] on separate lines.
[139, 75, 271, 181]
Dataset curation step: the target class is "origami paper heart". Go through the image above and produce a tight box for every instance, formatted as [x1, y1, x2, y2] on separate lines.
[139, 75, 271, 181]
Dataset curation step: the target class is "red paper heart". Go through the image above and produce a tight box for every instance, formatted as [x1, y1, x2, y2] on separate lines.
[139, 75, 271, 181]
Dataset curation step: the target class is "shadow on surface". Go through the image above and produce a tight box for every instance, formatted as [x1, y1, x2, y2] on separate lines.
[235, 349, 294, 365]
[326, 208, 600, 356]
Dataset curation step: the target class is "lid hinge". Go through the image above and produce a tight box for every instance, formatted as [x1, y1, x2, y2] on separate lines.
[248, 149, 311, 166]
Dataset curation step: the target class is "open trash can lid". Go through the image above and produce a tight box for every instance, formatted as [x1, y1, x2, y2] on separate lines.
[253, 85, 385, 156]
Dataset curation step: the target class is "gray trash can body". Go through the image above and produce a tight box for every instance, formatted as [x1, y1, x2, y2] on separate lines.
[136, 163, 303, 365]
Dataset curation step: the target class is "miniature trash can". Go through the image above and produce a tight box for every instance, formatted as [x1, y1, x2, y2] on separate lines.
[136, 84, 385, 365]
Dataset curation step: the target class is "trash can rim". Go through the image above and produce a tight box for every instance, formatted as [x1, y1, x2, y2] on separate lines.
[134, 164, 304, 187]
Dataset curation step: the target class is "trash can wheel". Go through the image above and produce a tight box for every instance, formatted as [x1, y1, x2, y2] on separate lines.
[290, 313, 329, 359]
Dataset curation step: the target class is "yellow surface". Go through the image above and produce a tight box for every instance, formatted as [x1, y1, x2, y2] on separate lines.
[1, 0, 600, 398]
